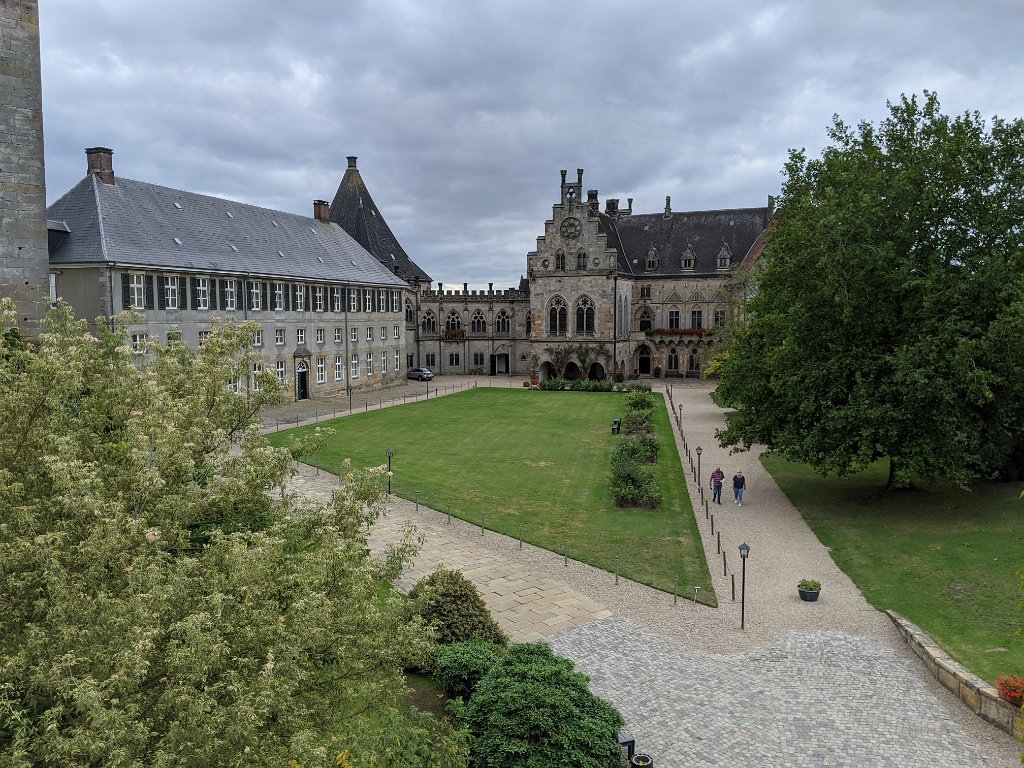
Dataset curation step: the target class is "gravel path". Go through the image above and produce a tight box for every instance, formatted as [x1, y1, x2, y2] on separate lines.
[279, 377, 1022, 766]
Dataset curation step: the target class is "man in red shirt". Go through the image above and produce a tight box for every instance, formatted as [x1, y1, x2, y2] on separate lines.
[709, 466, 725, 504]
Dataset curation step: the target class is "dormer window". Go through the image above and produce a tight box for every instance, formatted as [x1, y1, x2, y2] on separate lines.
[646, 247, 659, 270]
[682, 245, 696, 271]
[717, 243, 733, 270]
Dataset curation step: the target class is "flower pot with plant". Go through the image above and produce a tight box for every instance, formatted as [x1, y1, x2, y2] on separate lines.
[797, 579, 821, 602]
[996, 675, 1024, 707]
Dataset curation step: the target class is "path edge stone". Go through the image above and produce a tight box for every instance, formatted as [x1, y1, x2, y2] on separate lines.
[886, 609, 1023, 738]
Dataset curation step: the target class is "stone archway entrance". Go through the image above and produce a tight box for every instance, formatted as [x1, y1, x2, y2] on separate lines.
[295, 359, 310, 400]
[564, 362, 581, 380]
[539, 361, 556, 381]
[636, 344, 652, 376]
[588, 362, 605, 380]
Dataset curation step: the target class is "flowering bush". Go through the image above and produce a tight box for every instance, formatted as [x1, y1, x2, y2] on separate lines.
[995, 675, 1024, 706]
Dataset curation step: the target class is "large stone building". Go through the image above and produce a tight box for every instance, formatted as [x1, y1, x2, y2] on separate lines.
[47, 148, 410, 400]
[332, 163, 770, 382]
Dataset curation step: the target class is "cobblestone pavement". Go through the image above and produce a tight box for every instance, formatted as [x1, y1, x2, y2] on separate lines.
[276, 378, 1021, 766]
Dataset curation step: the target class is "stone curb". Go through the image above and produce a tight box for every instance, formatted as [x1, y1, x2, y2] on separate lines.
[886, 609, 1022, 737]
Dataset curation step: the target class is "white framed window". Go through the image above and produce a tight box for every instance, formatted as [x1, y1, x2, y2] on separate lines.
[130, 333, 147, 354]
[128, 274, 145, 309]
[316, 357, 325, 384]
[366, 327, 372, 341]
[253, 329, 263, 347]
[250, 281, 262, 311]
[714, 308, 727, 327]
[275, 328, 285, 345]
[251, 361, 263, 392]
[392, 290, 401, 313]
[228, 375, 240, 394]
[165, 277, 178, 309]
[297, 328, 306, 345]
[393, 325, 400, 339]
[366, 352, 373, 375]
[332, 287, 342, 312]
[196, 277, 210, 310]
[380, 326, 386, 340]
[334, 328, 342, 343]
[378, 289, 386, 312]
[316, 328, 325, 344]
[197, 330, 210, 348]
[349, 289, 358, 312]
[276, 360, 286, 383]
[381, 351, 388, 373]
[294, 286, 306, 312]
[314, 285, 324, 312]
[350, 354, 359, 378]
[274, 282, 284, 311]
[222, 279, 235, 310]
[351, 327, 358, 343]
[364, 290, 372, 313]
[395, 350, 400, 371]
[335, 356, 343, 381]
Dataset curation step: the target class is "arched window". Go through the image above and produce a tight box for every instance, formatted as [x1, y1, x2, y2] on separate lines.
[688, 348, 700, 373]
[525, 311, 532, 337]
[405, 298, 414, 324]
[446, 311, 462, 331]
[495, 310, 511, 333]
[646, 247, 659, 270]
[421, 311, 437, 334]
[548, 297, 567, 336]
[576, 250, 587, 270]
[667, 348, 680, 372]
[638, 308, 653, 332]
[555, 250, 566, 271]
[471, 310, 486, 333]
[575, 296, 595, 336]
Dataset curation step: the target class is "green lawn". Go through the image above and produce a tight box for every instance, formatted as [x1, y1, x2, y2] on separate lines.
[269, 388, 715, 604]
[762, 453, 1024, 684]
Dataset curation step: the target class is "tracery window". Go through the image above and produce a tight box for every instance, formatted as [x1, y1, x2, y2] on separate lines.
[421, 311, 437, 334]
[638, 308, 653, 332]
[495, 310, 511, 334]
[646, 247, 659, 270]
[548, 297, 568, 336]
[471, 310, 486, 333]
[446, 311, 462, 331]
[554, 250, 566, 271]
[575, 296, 595, 336]
[576, 250, 587, 270]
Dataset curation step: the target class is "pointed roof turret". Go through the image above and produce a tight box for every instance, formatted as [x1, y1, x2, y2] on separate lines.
[328, 156, 431, 284]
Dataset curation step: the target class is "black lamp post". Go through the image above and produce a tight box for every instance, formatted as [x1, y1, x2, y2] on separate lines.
[695, 445, 702, 485]
[738, 542, 750, 630]
[386, 448, 394, 494]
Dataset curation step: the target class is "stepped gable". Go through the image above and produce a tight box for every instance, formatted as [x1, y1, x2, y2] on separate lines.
[46, 166, 406, 287]
[328, 156, 431, 284]
[611, 206, 769, 277]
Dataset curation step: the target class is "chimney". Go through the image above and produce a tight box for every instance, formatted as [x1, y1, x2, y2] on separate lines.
[576, 168, 584, 185]
[347, 156, 358, 169]
[463, 282, 468, 294]
[587, 189, 599, 213]
[664, 195, 672, 218]
[605, 198, 619, 216]
[313, 199, 329, 223]
[627, 197, 633, 214]
[85, 147, 114, 185]
[488, 282, 493, 295]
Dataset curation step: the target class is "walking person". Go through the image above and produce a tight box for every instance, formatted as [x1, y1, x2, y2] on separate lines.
[709, 466, 725, 504]
[732, 470, 746, 506]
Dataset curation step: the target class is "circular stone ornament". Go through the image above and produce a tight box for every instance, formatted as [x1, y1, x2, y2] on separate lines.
[559, 216, 582, 239]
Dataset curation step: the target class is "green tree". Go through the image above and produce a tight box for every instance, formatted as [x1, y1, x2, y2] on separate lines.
[0, 302, 467, 768]
[716, 92, 1024, 488]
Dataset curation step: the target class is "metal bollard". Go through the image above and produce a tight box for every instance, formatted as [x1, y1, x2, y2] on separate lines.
[564, 541, 569, 567]
[519, 526, 523, 550]
[710, 514, 715, 535]
[447, 501, 451, 525]
[480, 514, 484, 535]
[732, 573, 736, 602]
[674, 577, 678, 606]
[717, 531, 721, 554]
[615, 559, 619, 585]
[722, 549, 727, 576]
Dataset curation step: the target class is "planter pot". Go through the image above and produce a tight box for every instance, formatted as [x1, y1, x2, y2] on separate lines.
[631, 755, 653, 767]
[798, 587, 820, 602]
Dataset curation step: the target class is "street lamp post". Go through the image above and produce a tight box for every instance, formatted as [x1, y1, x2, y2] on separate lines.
[386, 448, 394, 494]
[695, 446, 703, 486]
[738, 543, 750, 630]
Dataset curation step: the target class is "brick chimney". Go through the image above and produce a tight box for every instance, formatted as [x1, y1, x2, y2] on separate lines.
[587, 189, 599, 213]
[313, 199, 329, 223]
[85, 147, 114, 185]
[605, 198, 619, 216]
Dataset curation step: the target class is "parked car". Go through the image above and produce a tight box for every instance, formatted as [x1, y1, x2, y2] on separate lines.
[407, 367, 434, 381]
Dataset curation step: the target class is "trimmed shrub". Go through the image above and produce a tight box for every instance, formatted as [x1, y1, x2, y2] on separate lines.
[621, 408, 653, 435]
[611, 434, 660, 465]
[538, 378, 567, 390]
[433, 639, 505, 701]
[465, 643, 625, 768]
[410, 566, 509, 646]
[622, 381, 651, 392]
[624, 389, 655, 410]
[610, 459, 662, 508]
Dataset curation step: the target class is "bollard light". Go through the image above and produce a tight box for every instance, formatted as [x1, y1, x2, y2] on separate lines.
[695, 446, 703, 488]
[386, 448, 394, 493]
[738, 543, 750, 629]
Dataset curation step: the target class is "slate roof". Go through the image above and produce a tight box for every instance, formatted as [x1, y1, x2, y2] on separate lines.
[328, 159, 432, 284]
[606, 206, 769, 277]
[46, 174, 407, 287]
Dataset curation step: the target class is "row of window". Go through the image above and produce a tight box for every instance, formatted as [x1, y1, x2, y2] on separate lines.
[420, 309, 512, 335]
[638, 308, 727, 331]
[122, 273, 402, 314]
[224, 351, 404, 394]
[247, 325, 402, 347]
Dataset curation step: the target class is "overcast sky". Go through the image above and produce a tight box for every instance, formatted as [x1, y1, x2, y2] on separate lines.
[38, 1, 1024, 290]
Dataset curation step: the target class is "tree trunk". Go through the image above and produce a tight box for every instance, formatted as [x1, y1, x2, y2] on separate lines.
[886, 456, 912, 491]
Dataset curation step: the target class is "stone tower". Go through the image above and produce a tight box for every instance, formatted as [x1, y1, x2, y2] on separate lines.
[0, 0, 50, 338]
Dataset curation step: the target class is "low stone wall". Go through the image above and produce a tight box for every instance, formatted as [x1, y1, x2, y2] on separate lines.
[887, 610, 1022, 737]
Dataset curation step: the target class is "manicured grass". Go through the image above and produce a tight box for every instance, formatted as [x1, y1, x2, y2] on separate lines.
[762, 453, 1024, 684]
[269, 388, 715, 604]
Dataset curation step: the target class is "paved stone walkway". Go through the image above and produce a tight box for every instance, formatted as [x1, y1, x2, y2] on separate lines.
[279, 377, 1021, 767]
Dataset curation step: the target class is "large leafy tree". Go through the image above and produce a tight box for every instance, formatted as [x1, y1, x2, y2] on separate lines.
[0, 302, 467, 768]
[716, 92, 1024, 488]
